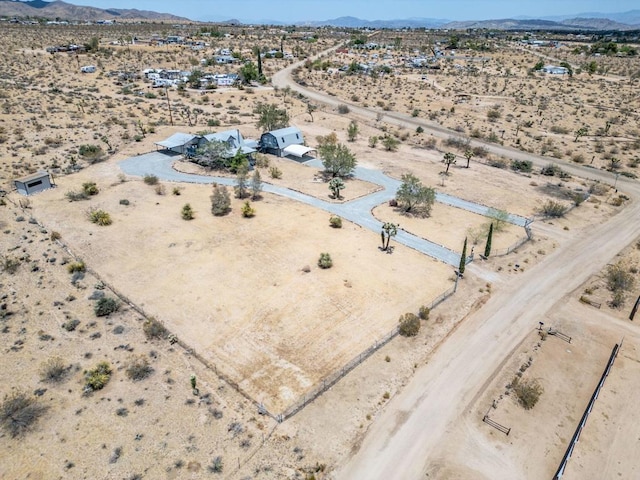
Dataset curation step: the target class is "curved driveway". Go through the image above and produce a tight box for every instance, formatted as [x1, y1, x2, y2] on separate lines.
[120, 152, 527, 267]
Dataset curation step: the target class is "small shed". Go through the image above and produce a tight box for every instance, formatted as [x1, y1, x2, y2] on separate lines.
[260, 126, 304, 157]
[14, 171, 53, 196]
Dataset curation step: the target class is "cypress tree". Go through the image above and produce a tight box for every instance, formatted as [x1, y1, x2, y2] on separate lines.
[484, 223, 494, 258]
[459, 237, 468, 274]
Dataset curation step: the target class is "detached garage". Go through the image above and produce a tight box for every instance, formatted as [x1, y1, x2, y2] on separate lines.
[14, 171, 54, 196]
[259, 126, 305, 157]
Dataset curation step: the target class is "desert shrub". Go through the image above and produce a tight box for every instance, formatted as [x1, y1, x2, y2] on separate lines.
[444, 136, 469, 150]
[172, 187, 181, 195]
[78, 144, 104, 162]
[94, 297, 119, 317]
[550, 125, 570, 134]
[255, 154, 270, 168]
[39, 357, 68, 383]
[588, 182, 609, 196]
[538, 200, 567, 218]
[155, 184, 166, 195]
[472, 146, 488, 158]
[82, 182, 99, 196]
[119, 199, 130, 205]
[1, 391, 47, 437]
[418, 306, 430, 320]
[606, 263, 634, 292]
[143, 317, 168, 340]
[65, 190, 89, 201]
[62, 319, 80, 331]
[368, 136, 378, 148]
[87, 208, 112, 226]
[337, 104, 350, 114]
[207, 118, 221, 127]
[488, 158, 508, 169]
[610, 290, 625, 308]
[67, 261, 85, 273]
[208, 456, 224, 473]
[416, 126, 424, 134]
[329, 216, 342, 228]
[50, 231, 61, 241]
[513, 378, 543, 410]
[181, 203, 194, 220]
[317, 253, 333, 269]
[511, 159, 533, 172]
[84, 362, 112, 392]
[2, 256, 21, 274]
[398, 313, 420, 337]
[125, 355, 154, 381]
[540, 163, 569, 178]
[269, 166, 282, 179]
[143, 174, 159, 185]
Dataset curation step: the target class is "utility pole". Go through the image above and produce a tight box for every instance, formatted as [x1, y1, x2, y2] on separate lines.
[165, 86, 174, 126]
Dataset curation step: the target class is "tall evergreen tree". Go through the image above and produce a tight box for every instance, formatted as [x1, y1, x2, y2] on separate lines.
[484, 223, 493, 258]
[459, 237, 468, 274]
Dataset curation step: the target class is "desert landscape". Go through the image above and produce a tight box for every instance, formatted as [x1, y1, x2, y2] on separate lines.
[1, 12, 640, 480]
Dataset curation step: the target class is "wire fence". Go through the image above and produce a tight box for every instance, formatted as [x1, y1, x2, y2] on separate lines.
[278, 279, 458, 421]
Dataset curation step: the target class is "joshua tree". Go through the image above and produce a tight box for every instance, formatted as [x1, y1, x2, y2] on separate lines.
[464, 149, 473, 168]
[443, 152, 456, 174]
[381, 222, 398, 251]
[306, 103, 317, 122]
[328, 177, 345, 199]
[574, 126, 589, 142]
[347, 120, 359, 142]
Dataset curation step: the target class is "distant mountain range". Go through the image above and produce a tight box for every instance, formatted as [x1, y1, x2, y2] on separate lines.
[1, 1, 639, 31]
[0, 0, 190, 22]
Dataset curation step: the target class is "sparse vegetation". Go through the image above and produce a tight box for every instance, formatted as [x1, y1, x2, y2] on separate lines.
[398, 313, 420, 337]
[143, 317, 168, 340]
[39, 357, 69, 383]
[87, 208, 112, 226]
[317, 253, 333, 269]
[125, 355, 154, 381]
[329, 215, 342, 228]
[84, 361, 112, 392]
[1, 391, 47, 437]
[94, 297, 119, 317]
[512, 377, 543, 410]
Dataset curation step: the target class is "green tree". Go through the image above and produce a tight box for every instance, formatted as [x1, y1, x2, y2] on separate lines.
[396, 174, 436, 215]
[241, 200, 255, 218]
[533, 60, 544, 71]
[250, 169, 262, 200]
[484, 223, 493, 258]
[459, 237, 468, 274]
[254, 103, 289, 132]
[187, 69, 203, 88]
[329, 177, 346, 199]
[347, 120, 359, 142]
[253, 46, 263, 79]
[320, 142, 357, 178]
[381, 222, 398, 251]
[443, 152, 456, 174]
[234, 163, 249, 199]
[239, 61, 259, 83]
[306, 102, 317, 122]
[381, 135, 400, 152]
[196, 139, 229, 170]
[210, 184, 231, 216]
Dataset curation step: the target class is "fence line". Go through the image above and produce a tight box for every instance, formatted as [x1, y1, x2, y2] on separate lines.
[553, 342, 620, 480]
[279, 280, 459, 421]
[17, 202, 460, 424]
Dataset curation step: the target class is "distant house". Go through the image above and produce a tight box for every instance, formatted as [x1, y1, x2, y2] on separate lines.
[14, 171, 54, 196]
[215, 55, 237, 64]
[259, 127, 315, 158]
[542, 65, 569, 75]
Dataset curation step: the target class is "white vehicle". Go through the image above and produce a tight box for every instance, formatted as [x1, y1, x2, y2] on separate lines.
[80, 65, 96, 73]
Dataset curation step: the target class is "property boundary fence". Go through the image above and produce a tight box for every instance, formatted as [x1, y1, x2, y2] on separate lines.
[552, 342, 620, 480]
[278, 280, 459, 421]
[482, 415, 511, 435]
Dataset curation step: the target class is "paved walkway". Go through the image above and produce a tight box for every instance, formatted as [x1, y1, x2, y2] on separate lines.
[119, 152, 529, 267]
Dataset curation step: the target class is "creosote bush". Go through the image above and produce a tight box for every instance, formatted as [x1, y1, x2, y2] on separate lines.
[1, 391, 48, 437]
[538, 200, 567, 218]
[181, 203, 194, 220]
[418, 306, 430, 320]
[94, 297, 119, 317]
[512, 377, 543, 410]
[125, 355, 154, 381]
[67, 261, 85, 273]
[143, 174, 159, 185]
[241, 201, 255, 218]
[317, 253, 333, 269]
[39, 357, 68, 383]
[143, 317, 168, 340]
[398, 313, 421, 337]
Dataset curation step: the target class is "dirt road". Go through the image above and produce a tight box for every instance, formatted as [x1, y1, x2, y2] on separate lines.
[273, 46, 640, 479]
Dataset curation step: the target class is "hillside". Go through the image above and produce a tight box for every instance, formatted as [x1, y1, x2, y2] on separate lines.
[0, 0, 192, 22]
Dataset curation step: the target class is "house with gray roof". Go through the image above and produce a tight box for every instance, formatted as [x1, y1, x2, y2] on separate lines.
[259, 126, 314, 157]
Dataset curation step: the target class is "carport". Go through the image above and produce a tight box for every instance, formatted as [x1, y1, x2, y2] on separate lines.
[283, 144, 316, 158]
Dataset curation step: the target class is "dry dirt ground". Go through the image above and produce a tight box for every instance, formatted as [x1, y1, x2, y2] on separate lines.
[1, 23, 639, 480]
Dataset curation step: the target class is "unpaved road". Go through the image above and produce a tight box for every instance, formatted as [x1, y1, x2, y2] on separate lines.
[274, 47, 640, 479]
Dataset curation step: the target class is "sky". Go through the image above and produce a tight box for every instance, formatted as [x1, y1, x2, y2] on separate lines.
[60, 0, 639, 23]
